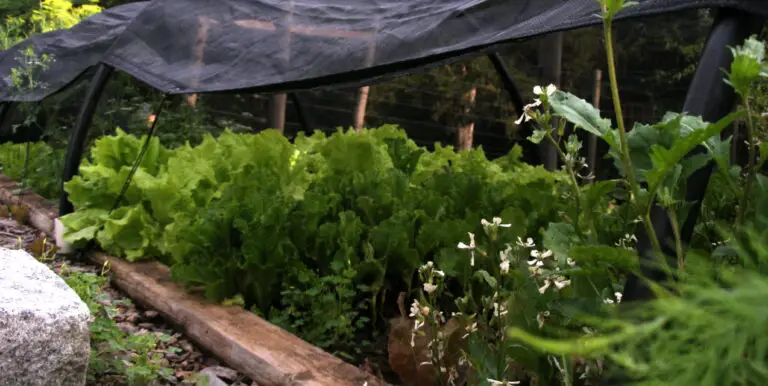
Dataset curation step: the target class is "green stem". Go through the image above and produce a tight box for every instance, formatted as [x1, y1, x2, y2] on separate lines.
[667, 209, 685, 271]
[642, 213, 665, 264]
[561, 354, 573, 386]
[545, 132, 584, 238]
[737, 97, 757, 228]
[602, 18, 639, 201]
[603, 11, 665, 260]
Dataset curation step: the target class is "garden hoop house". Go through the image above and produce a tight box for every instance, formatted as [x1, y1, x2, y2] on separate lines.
[0, 0, 767, 303]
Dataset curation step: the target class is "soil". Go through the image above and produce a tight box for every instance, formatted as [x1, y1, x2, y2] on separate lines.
[0, 216, 257, 386]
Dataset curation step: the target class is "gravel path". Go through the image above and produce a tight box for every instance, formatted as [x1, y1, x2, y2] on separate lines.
[0, 215, 256, 386]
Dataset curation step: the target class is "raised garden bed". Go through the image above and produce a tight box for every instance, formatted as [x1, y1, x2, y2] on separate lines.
[0, 173, 387, 386]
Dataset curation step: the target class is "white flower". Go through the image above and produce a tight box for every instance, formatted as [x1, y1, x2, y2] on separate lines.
[463, 321, 478, 338]
[615, 292, 623, 303]
[409, 300, 421, 318]
[481, 217, 512, 229]
[516, 237, 535, 248]
[537, 310, 550, 329]
[567, 257, 576, 267]
[487, 379, 521, 386]
[554, 277, 571, 290]
[423, 282, 438, 293]
[603, 298, 615, 304]
[530, 249, 553, 259]
[514, 99, 542, 125]
[457, 232, 476, 266]
[527, 258, 544, 276]
[533, 83, 557, 96]
[538, 275, 571, 294]
[492, 302, 508, 318]
[500, 259, 510, 274]
[499, 247, 512, 274]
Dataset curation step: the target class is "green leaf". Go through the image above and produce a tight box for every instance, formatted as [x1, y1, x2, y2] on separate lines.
[646, 112, 740, 195]
[528, 128, 547, 144]
[569, 245, 639, 272]
[473, 269, 498, 288]
[543, 222, 579, 266]
[582, 180, 619, 216]
[598, 0, 639, 20]
[549, 90, 612, 138]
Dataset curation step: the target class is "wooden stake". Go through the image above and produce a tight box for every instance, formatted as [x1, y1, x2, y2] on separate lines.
[353, 19, 379, 132]
[456, 64, 477, 151]
[268, 0, 294, 133]
[186, 17, 211, 106]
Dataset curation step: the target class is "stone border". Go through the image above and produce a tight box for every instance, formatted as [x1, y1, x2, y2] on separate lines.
[0, 174, 388, 386]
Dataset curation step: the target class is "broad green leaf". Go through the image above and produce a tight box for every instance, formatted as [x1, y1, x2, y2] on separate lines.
[543, 222, 579, 266]
[527, 128, 548, 144]
[582, 180, 619, 216]
[474, 269, 498, 288]
[549, 90, 612, 138]
[645, 112, 740, 195]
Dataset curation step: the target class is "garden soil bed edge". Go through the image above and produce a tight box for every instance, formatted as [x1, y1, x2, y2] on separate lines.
[0, 174, 388, 386]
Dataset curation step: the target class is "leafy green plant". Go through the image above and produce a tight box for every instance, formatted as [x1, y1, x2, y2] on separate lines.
[60, 264, 173, 385]
[405, 216, 634, 385]
[0, 141, 64, 199]
[403, 2, 768, 386]
[59, 124, 571, 354]
[508, 227, 768, 386]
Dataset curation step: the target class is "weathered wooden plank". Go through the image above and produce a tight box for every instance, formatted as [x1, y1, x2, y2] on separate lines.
[0, 173, 388, 386]
[0, 174, 57, 236]
[90, 253, 385, 386]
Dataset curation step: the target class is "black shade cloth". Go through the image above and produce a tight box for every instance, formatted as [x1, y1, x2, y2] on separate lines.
[2, 0, 767, 102]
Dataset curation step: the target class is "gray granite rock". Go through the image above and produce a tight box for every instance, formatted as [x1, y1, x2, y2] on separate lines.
[0, 247, 91, 386]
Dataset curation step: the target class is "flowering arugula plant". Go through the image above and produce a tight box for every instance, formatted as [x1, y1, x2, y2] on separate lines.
[406, 216, 628, 385]
[493, 1, 768, 385]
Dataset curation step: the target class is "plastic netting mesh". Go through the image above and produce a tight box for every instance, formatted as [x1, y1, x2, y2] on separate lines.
[2, 0, 768, 101]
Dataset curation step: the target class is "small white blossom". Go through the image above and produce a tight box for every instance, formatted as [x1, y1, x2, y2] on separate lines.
[409, 300, 420, 317]
[457, 232, 477, 266]
[487, 379, 521, 386]
[516, 237, 535, 248]
[499, 247, 512, 274]
[567, 257, 576, 267]
[530, 249, 553, 259]
[538, 275, 571, 294]
[514, 99, 541, 124]
[533, 83, 557, 96]
[527, 258, 544, 276]
[493, 302, 508, 318]
[537, 310, 550, 329]
[463, 322, 478, 338]
[481, 217, 512, 229]
[500, 259, 510, 274]
[423, 282, 438, 293]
